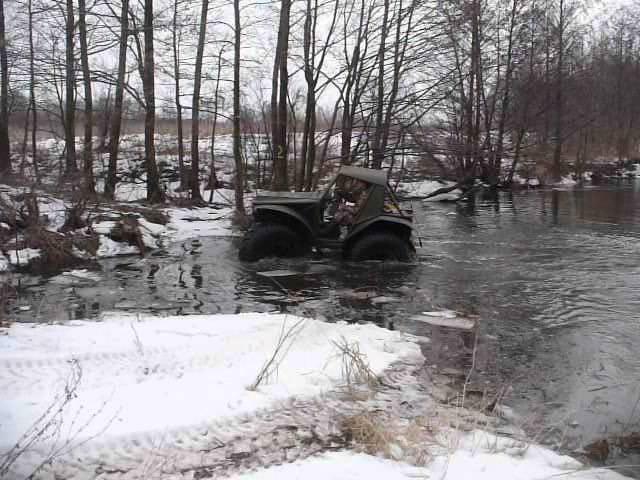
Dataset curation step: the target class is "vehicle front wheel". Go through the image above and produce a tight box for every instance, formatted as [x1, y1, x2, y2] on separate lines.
[238, 223, 308, 262]
[348, 232, 413, 262]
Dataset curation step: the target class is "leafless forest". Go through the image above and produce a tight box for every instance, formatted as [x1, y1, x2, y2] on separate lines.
[0, 0, 639, 212]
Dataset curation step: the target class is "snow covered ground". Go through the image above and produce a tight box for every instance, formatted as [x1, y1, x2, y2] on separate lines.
[0, 182, 243, 269]
[0, 312, 422, 478]
[0, 312, 633, 479]
[228, 434, 631, 480]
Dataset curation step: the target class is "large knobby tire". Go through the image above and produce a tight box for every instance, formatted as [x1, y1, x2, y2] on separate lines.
[348, 232, 413, 262]
[238, 223, 308, 262]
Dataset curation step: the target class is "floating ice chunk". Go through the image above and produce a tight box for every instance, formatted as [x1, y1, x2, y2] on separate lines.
[412, 313, 476, 330]
[257, 270, 301, 278]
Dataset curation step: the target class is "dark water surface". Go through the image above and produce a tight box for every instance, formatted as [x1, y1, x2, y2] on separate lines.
[8, 182, 640, 476]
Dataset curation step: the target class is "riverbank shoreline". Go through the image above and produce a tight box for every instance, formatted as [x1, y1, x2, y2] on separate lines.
[0, 312, 633, 479]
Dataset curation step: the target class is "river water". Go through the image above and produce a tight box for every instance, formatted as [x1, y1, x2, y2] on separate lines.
[8, 181, 640, 476]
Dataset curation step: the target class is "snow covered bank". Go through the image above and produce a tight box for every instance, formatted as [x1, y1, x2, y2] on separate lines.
[228, 431, 632, 480]
[0, 183, 243, 270]
[0, 313, 421, 477]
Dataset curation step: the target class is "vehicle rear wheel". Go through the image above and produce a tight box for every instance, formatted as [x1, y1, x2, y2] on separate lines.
[348, 232, 413, 262]
[238, 223, 308, 262]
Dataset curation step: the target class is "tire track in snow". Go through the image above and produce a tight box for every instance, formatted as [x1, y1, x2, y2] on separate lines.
[5, 361, 436, 480]
[0, 344, 234, 394]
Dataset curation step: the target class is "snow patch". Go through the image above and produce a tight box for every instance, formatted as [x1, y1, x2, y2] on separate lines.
[554, 176, 578, 187]
[229, 431, 632, 480]
[426, 430, 630, 480]
[7, 248, 42, 266]
[51, 269, 102, 285]
[165, 206, 236, 240]
[96, 236, 139, 258]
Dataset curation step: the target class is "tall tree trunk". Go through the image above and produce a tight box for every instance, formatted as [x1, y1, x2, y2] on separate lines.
[64, 0, 78, 177]
[79, 0, 94, 194]
[28, 0, 38, 182]
[380, 0, 413, 170]
[371, 0, 390, 169]
[552, 0, 565, 181]
[0, 0, 10, 174]
[270, 39, 280, 185]
[143, 0, 162, 202]
[232, 0, 245, 217]
[301, 0, 338, 190]
[271, 0, 291, 191]
[190, 0, 209, 203]
[97, 87, 111, 151]
[20, 103, 30, 174]
[172, 0, 186, 190]
[298, 0, 314, 192]
[495, 0, 519, 185]
[543, 3, 550, 163]
[105, 0, 128, 199]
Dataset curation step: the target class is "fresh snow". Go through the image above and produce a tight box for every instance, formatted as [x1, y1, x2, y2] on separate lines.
[1, 314, 633, 479]
[0, 313, 421, 450]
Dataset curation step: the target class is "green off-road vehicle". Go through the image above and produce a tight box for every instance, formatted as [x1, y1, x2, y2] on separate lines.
[238, 166, 415, 262]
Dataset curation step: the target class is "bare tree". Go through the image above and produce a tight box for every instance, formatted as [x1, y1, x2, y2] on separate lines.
[551, 0, 566, 180]
[298, 0, 340, 190]
[142, 0, 163, 202]
[190, 0, 209, 203]
[172, 0, 187, 190]
[271, 0, 292, 191]
[207, 45, 224, 194]
[27, 0, 38, 182]
[64, 0, 77, 177]
[233, 0, 245, 218]
[104, 0, 129, 199]
[78, 0, 94, 194]
[0, 0, 9, 174]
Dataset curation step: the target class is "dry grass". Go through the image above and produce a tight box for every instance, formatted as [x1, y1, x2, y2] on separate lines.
[248, 317, 306, 391]
[340, 411, 435, 465]
[332, 336, 379, 396]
